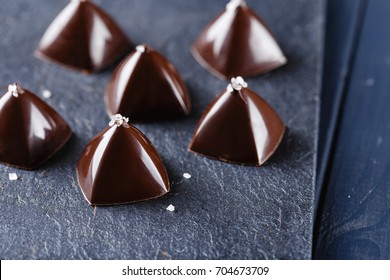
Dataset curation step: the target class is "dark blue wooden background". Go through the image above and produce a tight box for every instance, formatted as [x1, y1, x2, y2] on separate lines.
[315, 0, 390, 259]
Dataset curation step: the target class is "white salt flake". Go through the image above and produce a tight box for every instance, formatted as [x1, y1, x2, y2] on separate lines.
[109, 114, 129, 127]
[42, 89, 52, 99]
[166, 204, 175, 212]
[183, 173, 192, 179]
[8, 83, 23, 97]
[227, 76, 248, 92]
[9, 173, 18, 181]
[226, 0, 246, 11]
[136, 45, 146, 53]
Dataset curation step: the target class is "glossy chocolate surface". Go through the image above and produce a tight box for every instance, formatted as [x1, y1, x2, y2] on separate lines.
[192, 1, 287, 80]
[0, 84, 72, 170]
[105, 45, 191, 122]
[77, 116, 170, 205]
[36, 0, 132, 73]
[189, 82, 285, 166]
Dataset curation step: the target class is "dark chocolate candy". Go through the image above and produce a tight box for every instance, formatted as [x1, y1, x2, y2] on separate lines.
[191, 0, 287, 80]
[0, 83, 72, 170]
[76, 114, 170, 205]
[104, 45, 191, 122]
[35, 0, 132, 73]
[189, 77, 285, 166]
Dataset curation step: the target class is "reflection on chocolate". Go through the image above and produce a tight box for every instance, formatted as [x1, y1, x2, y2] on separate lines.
[105, 45, 191, 122]
[77, 114, 170, 205]
[192, 0, 287, 80]
[35, 0, 132, 73]
[0, 83, 72, 170]
[189, 77, 285, 166]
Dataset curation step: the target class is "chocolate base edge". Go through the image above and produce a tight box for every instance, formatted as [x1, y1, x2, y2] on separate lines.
[0, 130, 73, 170]
[190, 46, 230, 80]
[103, 103, 191, 124]
[34, 48, 131, 74]
[190, 45, 288, 80]
[34, 50, 95, 74]
[75, 167, 171, 207]
[188, 125, 286, 166]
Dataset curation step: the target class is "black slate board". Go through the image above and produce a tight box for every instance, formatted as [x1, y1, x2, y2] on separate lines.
[0, 0, 323, 259]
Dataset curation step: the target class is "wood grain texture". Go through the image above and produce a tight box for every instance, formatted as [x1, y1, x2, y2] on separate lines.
[315, 0, 390, 259]
[0, 0, 323, 259]
[316, 0, 367, 205]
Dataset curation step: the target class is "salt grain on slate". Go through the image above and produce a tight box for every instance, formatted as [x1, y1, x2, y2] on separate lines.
[42, 89, 52, 99]
[9, 173, 18, 181]
[166, 204, 175, 212]
[183, 173, 191, 179]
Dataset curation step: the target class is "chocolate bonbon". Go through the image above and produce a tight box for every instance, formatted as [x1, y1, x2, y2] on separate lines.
[189, 77, 285, 166]
[76, 114, 170, 205]
[36, 0, 132, 73]
[105, 45, 191, 122]
[0, 83, 72, 169]
[192, 0, 287, 80]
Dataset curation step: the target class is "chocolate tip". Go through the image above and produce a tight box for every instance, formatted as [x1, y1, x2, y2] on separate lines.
[226, 0, 246, 11]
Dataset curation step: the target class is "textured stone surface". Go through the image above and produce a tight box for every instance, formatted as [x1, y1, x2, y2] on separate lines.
[0, 0, 323, 259]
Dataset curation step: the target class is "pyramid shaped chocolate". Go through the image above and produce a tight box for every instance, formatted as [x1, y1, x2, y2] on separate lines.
[77, 114, 170, 205]
[0, 84, 72, 170]
[192, 0, 287, 80]
[189, 77, 285, 166]
[105, 45, 191, 122]
[36, 0, 132, 73]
